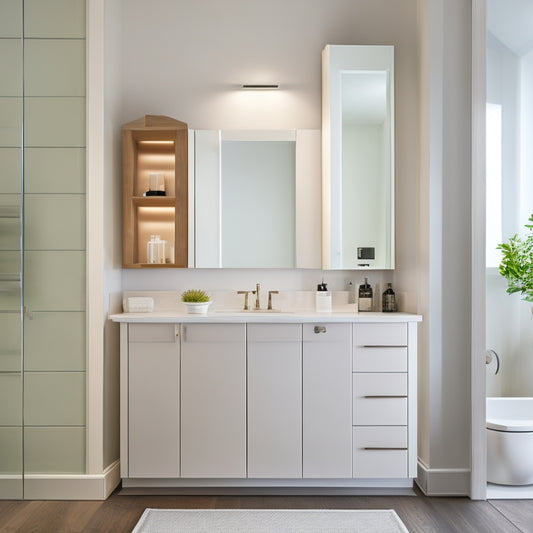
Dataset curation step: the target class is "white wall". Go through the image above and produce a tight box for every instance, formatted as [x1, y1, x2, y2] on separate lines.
[102, 0, 123, 468]
[117, 0, 419, 299]
[417, 0, 472, 493]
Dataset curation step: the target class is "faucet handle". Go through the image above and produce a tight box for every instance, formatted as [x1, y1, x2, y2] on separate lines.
[267, 290, 279, 310]
[237, 290, 253, 310]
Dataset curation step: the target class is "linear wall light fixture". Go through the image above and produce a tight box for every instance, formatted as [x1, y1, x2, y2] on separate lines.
[241, 84, 280, 90]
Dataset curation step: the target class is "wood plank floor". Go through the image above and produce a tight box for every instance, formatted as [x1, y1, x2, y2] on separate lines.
[1, 486, 532, 533]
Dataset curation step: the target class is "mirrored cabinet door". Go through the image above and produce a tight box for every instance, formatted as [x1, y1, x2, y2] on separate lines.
[322, 45, 395, 270]
[194, 130, 321, 269]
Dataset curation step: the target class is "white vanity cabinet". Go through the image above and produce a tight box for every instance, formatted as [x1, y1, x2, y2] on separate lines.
[302, 323, 352, 478]
[352, 322, 417, 479]
[180, 323, 247, 478]
[247, 324, 302, 478]
[127, 323, 180, 478]
[114, 311, 420, 491]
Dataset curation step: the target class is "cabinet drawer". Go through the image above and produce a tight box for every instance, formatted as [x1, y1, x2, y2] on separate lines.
[129, 323, 177, 343]
[354, 323, 407, 347]
[353, 426, 408, 478]
[248, 323, 302, 343]
[354, 346, 407, 372]
[353, 373, 407, 426]
[303, 323, 351, 343]
[182, 323, 245, 343]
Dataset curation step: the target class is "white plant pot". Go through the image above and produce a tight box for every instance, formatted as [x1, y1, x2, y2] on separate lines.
[183, 301, 211, 314]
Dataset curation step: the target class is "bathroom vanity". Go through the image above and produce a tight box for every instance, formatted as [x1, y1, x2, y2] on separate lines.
[111, 307, 421, 493]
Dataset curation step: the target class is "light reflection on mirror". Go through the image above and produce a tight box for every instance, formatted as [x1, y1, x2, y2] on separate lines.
[221, 138, 295, 267]
[341, 70, 391, 269]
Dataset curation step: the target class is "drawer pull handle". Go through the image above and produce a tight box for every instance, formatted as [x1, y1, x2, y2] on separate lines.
[314, 326, 327, 334]
[361, 345, 407, 348]
[363, 447, 408, 451]
[363, 395, 408, 399]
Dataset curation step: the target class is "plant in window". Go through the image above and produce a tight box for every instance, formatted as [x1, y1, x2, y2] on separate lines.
[498, 214, 533, 303]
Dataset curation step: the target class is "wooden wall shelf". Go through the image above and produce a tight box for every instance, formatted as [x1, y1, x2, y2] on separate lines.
[122, 115, 188, 268]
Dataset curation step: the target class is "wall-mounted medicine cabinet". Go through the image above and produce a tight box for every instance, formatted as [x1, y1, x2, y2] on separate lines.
[122, 115, 188, 268]
[322, 45, 395, 270]
[194, 130, 321, 269]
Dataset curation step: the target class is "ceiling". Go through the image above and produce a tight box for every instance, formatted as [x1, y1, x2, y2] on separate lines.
[487, 0, 533, 56]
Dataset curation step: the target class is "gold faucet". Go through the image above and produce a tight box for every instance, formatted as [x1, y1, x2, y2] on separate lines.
[237, 290, 252, 310]
[254, 283, 261, 309]
[268, 290, 279, 310]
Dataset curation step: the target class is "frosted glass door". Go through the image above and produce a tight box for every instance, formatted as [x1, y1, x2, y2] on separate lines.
[0, 0, 87, 500]
[0, 0, 23, 500]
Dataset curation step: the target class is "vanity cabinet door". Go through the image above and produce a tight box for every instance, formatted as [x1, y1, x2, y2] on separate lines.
[180, 323, 246, 478]
[302, 323, 352, 478]
[128, 323, 180, 478]
[247, 324, 302, 478]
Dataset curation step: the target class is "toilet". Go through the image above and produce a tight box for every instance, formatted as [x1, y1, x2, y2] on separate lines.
[487, 397, 533, 485]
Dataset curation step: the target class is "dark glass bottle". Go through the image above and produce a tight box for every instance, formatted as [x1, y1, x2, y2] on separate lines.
[382, 283, 397, 312]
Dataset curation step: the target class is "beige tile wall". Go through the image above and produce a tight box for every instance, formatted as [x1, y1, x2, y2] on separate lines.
[0, 0, 86, 483]
[25, 148, 85, 194]
[0, 148, 22, 194]
[0, 39, 23, 96]
[0, 0, 87, 479]
[0, 427, 22, 474]
[24, 312, 85, 371]
[24, 0, 85, 39]
[24, 427, 85, 474]
[0, 2, 23, 485]
[0, 313, 21, 372]
[24, 39, 85, 96]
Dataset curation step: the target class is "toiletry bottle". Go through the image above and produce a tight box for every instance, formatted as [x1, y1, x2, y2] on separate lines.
[156, 236, 166, 264]
[315, 281, 332, 312]
[147, 235, 156, 264]
[382, 283, 397, 312]
[358, 277, 373, 312]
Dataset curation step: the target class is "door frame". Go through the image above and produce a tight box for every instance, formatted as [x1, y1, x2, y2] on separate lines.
[470, 0, 487, 501]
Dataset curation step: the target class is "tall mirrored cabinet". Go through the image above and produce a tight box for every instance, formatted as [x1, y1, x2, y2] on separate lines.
[322, 45, 395, 270]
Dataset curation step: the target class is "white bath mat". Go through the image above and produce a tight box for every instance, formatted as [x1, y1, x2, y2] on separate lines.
[131, 508, 410, 533]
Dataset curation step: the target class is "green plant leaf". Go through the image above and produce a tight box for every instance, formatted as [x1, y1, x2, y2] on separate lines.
[498, 215, 533, 303]
[181, 289, 210, 302]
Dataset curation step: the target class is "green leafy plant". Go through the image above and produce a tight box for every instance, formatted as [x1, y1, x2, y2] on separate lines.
[498, 214, 533, 303]
[181, 289, 210, 303]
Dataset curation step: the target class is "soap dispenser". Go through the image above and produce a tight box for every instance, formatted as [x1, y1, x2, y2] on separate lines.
[358, 277, 373, 312]
[315, 281, 332, 312]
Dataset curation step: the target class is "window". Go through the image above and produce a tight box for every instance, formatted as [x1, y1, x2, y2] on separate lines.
[486, 102, 503, 268]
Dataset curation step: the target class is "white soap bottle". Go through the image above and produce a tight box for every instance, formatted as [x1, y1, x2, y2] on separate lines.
[315, 281, 332, 312]
[146, 235, 156, 264]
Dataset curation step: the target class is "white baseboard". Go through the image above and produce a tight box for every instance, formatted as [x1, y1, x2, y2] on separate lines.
[416, 460, 470, 496]
[23, 460, 120, 500]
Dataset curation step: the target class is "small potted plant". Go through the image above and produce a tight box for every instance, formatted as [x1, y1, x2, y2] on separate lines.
[181, 289, 211, 314]
[498, 214, 533, 303]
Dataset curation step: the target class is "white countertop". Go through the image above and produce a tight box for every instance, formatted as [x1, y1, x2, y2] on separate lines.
[110, 310, 422, 323]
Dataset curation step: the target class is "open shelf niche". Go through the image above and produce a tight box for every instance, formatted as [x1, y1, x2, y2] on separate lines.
[122, 115, 188, 268]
